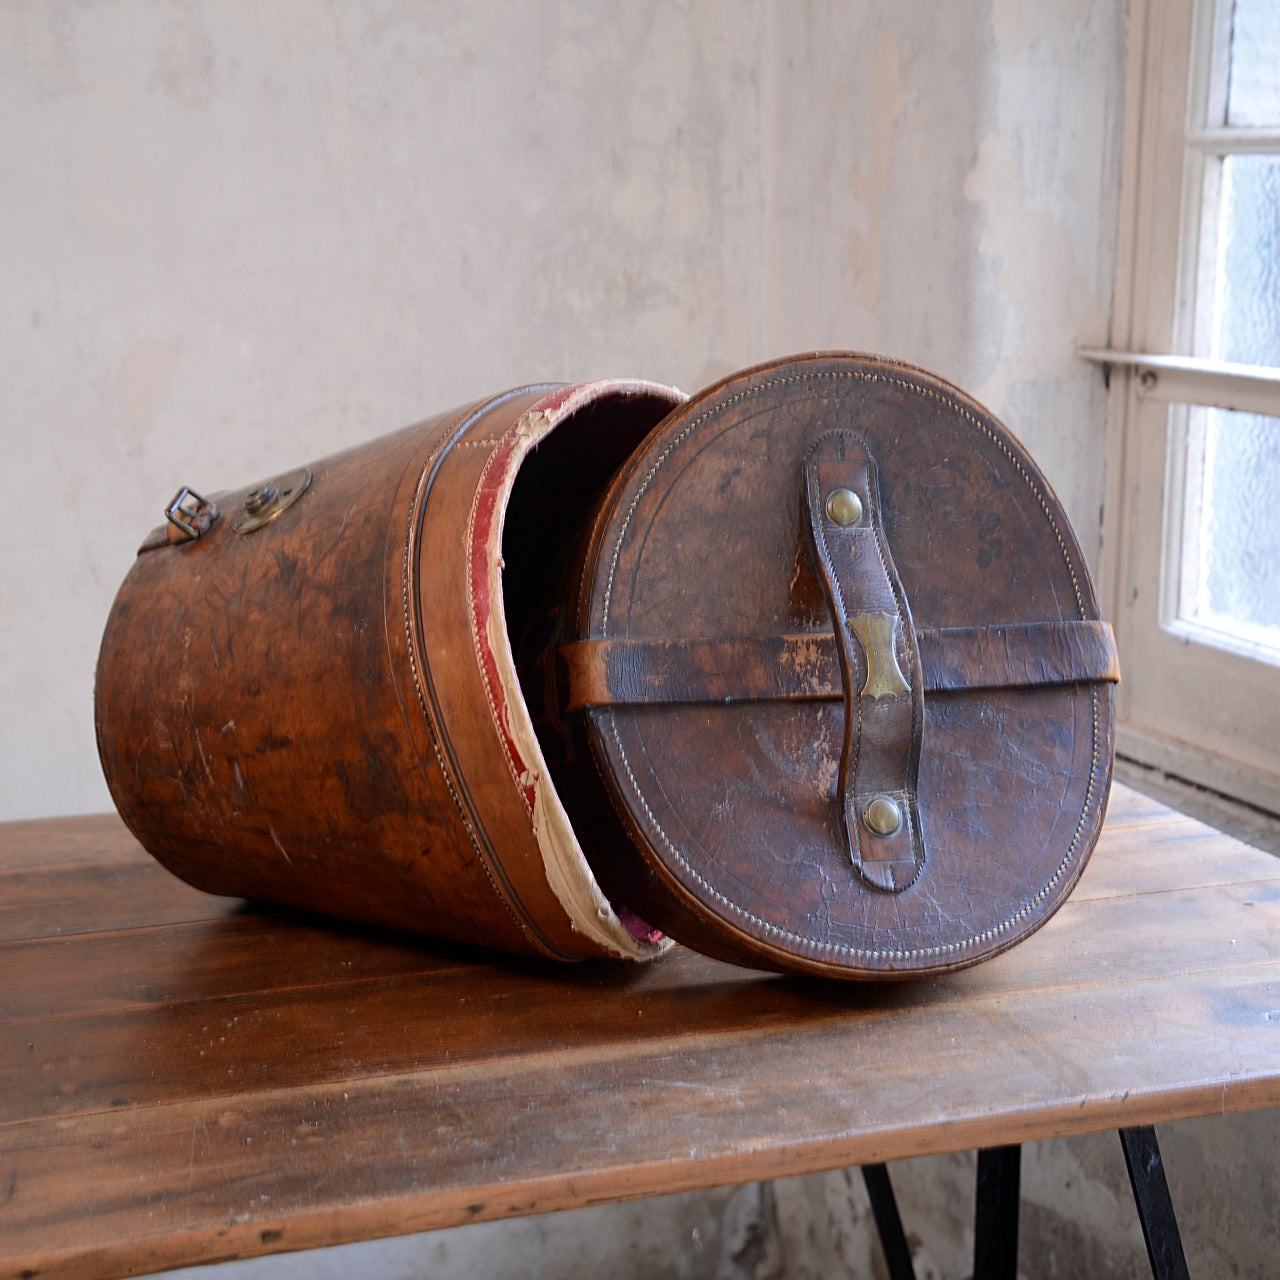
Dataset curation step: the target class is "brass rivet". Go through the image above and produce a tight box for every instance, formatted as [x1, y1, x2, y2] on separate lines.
[244, 485, 277, 515]
[825, 488, 863, 527]
[863, 795, 903, 837]
[234, 467, 312, 535]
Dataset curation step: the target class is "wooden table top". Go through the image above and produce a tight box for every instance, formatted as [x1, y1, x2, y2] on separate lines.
[3, 783, 1280, 1279]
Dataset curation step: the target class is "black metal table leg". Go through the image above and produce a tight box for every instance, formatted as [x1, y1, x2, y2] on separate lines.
[974, 1144, 1021, 1280]
[1119, 1126, 1190, 1280]
[861, 1163, 917, 1280]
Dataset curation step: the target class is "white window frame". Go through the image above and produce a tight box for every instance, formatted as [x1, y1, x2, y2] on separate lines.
[1088, 0, 1280, 825]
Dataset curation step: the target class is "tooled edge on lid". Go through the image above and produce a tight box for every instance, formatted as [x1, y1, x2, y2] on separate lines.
[587, 352, 1112, 973]
[467, 379, 686, 961]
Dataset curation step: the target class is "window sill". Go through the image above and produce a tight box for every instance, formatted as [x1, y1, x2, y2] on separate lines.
[1078, 347, 1280, 416]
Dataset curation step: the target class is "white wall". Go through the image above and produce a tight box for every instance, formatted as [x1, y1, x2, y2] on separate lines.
[0, 0, 1124, 821]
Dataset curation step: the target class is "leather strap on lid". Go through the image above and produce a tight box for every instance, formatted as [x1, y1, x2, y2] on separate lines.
[558, 621, 1120, 710]
[802, 432, 926, 893]
[555, 422, 1123, 899]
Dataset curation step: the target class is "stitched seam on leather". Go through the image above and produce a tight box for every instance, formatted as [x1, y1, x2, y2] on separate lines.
[602, 371, 1087, 632]
[867, 498, 927, 893]
[400, 432, 534, 946]
[804, 446, 867, 880]
[810, 456, 885, 889]
[467, 433, 539, 822]
[852, 439, 926, 891]
[610, 688, 1100, 960]
[602, 368, 1098, 960]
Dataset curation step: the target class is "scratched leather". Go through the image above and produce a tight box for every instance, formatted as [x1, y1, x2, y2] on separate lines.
[558, 621, 1120, 710]
[95, 385, 684, 962]
[555, 353, 1117, 978]
[801, 433, 925, 893]
[97, 352, 1116, 982]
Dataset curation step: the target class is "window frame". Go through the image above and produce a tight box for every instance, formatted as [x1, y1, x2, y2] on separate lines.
[1091, 0, 1280, 821]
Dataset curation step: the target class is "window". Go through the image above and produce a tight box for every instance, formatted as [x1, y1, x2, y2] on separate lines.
[1086, 0, 1280, 825]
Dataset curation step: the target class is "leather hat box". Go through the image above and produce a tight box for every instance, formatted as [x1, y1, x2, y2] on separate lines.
[95, 352, 1118, 979]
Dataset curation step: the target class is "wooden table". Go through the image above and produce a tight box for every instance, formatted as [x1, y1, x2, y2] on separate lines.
[3, 782, 1280, 1279]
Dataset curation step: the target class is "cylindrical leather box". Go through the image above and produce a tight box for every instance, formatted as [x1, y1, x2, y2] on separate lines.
[96, 380, 684, 962]
[97, 353, 1119, 979]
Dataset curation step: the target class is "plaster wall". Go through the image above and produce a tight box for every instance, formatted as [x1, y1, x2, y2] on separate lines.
[1, 0, 1123, 822]
[8, 2, 1275, 1278]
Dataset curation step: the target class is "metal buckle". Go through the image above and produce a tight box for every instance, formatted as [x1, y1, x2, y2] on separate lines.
[165, 487, 219, 541]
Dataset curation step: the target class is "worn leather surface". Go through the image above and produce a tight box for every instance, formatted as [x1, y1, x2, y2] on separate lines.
[801, 431, 926, 893]
[97, 351, 1117, 982]
[95, 384, 681, 961]
[559, 621, 1120, 710]
[559, 352, 1117, 978]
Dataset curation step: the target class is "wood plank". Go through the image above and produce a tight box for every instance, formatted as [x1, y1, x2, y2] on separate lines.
[4, 958, 1280, 1280]
[3, 785, 1280, 1280]
[1098, 782, 1170, 822]
[0, 862, 239, 942]
[0, 915, 472, 1022]
[1072, 819, 1280, 901]
[3, 875, 1277, 1127]
[0, 812, 140, 871]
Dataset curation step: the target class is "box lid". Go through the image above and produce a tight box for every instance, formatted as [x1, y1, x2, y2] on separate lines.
[559, 352, 1118, 978]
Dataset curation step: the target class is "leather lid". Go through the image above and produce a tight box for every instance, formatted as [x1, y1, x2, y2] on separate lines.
[567, 352, 1117, 979]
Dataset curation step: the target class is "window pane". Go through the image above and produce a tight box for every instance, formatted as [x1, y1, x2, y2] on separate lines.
[1182, 407, 1280, 653]
[1227, 0, 1280, 126]
[1211, 155, 1280, 366]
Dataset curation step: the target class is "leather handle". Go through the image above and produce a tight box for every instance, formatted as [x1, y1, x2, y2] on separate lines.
[802, 432, 926, 893]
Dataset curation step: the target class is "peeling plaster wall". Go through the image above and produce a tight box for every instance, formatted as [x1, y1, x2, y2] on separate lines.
[13, 4, 1275, 1279]
[763, 0, 1124, 549]
[3, 0, 1125, 823]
